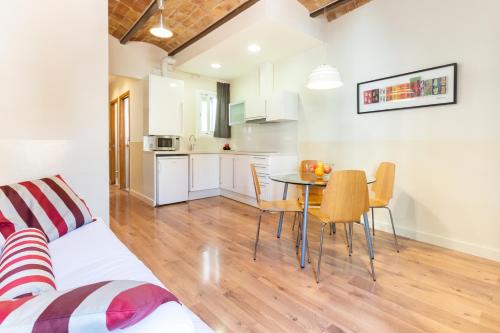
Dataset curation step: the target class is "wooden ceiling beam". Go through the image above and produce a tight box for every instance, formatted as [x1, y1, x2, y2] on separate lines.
[169, 0, 260, 56]
[120, 0, 158, 45]
[309, 0, 350, 18]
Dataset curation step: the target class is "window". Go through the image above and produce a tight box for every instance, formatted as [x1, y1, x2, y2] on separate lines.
[197, 90, 217, 136]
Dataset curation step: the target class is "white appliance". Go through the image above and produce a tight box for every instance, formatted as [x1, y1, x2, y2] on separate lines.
[144, 135, 180, 151]
[156, 156, 189, 205]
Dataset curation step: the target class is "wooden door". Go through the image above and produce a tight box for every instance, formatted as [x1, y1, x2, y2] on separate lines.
[109, 100, 118, 185]
[118, 92, 130, 190]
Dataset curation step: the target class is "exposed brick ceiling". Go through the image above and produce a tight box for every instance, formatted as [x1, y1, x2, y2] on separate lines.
[108, 0, 370, 54]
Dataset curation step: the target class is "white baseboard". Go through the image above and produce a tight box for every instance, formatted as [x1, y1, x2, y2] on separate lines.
[189, 188, 221, 201]
[373, 218, 500, 262]
[129, 189, 154, 206]
[220, 189, 258, 208]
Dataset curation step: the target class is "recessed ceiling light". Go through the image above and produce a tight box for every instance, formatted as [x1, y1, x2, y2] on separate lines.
[248, 43, 261, 53]
[211, 63, 221, 69]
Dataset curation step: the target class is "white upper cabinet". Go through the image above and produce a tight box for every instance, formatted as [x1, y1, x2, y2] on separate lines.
[190, 154, 219, 192]
[266, 91, 299, 122]
[244, 96, 266, 120]
[144, 74, 184, 136]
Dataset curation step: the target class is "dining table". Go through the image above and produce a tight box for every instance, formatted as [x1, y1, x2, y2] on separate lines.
[269, 172, 374, 268]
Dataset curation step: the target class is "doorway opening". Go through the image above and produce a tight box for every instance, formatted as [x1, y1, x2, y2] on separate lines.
[109, 92, 130, 190]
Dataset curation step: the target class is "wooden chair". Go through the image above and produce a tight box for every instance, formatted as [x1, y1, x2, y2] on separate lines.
[370, 162, 399, 252]
[308, 170, 375, 283]
[251, 164, 302, 260]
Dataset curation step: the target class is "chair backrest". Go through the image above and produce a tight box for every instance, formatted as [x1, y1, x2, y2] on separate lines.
[371, 162, 395, 205]
[298, 160, 324, 202]
[250, 164, 261, 203]
[319, 170, 369, 223]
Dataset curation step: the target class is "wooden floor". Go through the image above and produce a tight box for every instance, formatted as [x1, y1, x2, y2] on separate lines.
[110, 188, 500, 333]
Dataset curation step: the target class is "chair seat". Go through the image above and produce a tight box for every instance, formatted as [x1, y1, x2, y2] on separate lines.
[259, 200, 302, 212]
[369, 197, 388, 208]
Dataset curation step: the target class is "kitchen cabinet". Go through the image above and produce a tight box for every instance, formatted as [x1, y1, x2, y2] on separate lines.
[229, 101, 245, 126]
[143, 74, 184, 136]
[234, 155, 253, 197]
[219, 155, 234, 190]
[244, 96, 266, 120]
[190, 154, 219, 192]
[266, 91, 298, 122]
[219, 153, 297, 205]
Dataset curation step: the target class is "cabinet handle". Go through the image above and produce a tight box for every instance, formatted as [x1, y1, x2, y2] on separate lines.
[232, 158, 235, 189]
[191, 158, 194, 189]
[219, 157, 222, 185]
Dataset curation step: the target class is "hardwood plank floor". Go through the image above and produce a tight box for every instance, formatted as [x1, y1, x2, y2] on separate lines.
[110, 188, 500, 333]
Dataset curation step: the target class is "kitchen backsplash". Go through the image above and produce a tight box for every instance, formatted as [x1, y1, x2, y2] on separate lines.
[230, 122, 298, 153]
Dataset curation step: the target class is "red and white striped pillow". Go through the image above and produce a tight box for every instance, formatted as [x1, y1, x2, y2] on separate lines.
[0, 280, 179, 332]
[0, 228, 56, 300]
[0, 175, 93, 242]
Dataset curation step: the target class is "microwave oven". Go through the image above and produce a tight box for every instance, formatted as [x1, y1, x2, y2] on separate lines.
[143, 135, 180, 151]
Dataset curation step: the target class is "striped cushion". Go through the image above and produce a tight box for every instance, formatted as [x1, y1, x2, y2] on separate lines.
[0, 175, 93, 242]
[0, 280, 180, 332]
[0, 228, 56, 300]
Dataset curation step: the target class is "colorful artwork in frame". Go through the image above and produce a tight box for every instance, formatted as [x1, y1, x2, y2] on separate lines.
[357, 63, 457, 114]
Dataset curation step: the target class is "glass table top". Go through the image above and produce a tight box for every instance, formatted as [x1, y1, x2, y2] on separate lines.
[269, 173, 374, 186]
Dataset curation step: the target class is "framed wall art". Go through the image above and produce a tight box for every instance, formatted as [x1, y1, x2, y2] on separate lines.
[357, 63, 457, 114]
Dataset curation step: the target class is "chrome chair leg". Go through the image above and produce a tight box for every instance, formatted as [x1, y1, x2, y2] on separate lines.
[385, 207, 400, 252]
[343, 223, 349, 248]
[316, 223, 326, 283]
[295, 214, 302, 251]
[253, 211, 263, 260]
[371, 207, 375, 236]
[329, 223, 333, 235]
[305, 235, 311, 264]
[292, 212, 297, 231]
[362, 213, 376, 281]
[348, 223, 353, 256]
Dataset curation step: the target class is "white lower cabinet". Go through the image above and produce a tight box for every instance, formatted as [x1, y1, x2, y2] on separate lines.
[190, 154, 219, 191]
[219, 155, 235, 190]
[219, 153, 297, 205]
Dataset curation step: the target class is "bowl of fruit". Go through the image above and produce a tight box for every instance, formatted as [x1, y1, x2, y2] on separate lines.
[308, 162, 332, 178]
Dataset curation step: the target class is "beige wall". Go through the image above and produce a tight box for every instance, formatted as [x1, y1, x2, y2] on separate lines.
[0, 0, 109, 221]
[229, 0, 500, 260]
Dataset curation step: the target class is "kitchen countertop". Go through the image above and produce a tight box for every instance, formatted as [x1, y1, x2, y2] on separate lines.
[145, 150, 296, 156]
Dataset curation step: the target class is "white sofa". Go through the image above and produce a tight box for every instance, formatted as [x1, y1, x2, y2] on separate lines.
[48, 219, 212, 333]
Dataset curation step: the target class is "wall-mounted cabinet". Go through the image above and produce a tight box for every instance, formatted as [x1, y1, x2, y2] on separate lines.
[143, 74, 184, 136]
[244, 96, 267, 121]
[266, 91, 298, 122]
[229, 101, 245, 126]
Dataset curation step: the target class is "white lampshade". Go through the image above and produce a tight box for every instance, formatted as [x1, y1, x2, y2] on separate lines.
[150, 11, 173, 39]
[307, 65, 343, 90]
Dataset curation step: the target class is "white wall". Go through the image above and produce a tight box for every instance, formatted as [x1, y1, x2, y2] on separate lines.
[0, 0, 109, 221]
[109, 36, 167, 79]
[229, 0, 500, 260]
[313, 0, 500, 260]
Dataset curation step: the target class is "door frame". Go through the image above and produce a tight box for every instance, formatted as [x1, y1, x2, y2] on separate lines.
[109, 99, 118, 185]
[118, 91, 130, 191]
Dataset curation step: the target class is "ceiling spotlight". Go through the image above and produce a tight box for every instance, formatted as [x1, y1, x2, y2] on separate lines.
[150, 0, 173, 39]
[211, 63, 221, 69]
[248, 43, 261, 53]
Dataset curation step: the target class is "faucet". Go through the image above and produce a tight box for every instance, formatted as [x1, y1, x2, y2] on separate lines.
[188, 135, 196, 151]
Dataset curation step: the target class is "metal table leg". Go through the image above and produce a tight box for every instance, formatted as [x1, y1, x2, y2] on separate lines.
[300, 185, 310, 268]
[276, 183, 288, 238]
